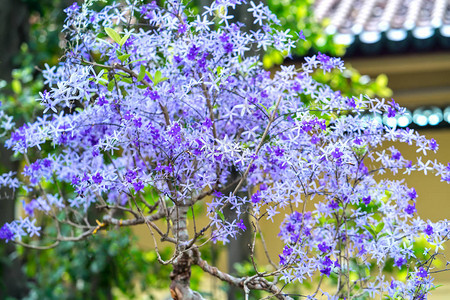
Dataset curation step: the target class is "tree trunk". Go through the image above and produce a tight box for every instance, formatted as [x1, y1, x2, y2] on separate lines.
[0, 0, 29, 80]
[170, 206, 204, 300]
[0, 0, 29, 298]
[224, 189, 252, 300]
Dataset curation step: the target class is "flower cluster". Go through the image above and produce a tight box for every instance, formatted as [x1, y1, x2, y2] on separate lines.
[0, 0, 449, 298]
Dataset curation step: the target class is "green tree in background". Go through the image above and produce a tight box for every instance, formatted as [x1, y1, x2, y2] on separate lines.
[265, 0, 392, 99]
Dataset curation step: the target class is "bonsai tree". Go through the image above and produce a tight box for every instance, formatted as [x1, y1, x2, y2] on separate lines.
[0, 0, 449, 299]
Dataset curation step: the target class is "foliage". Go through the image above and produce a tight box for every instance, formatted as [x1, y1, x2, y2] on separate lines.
[21, 229, 172, 300]
[0, 1, 449, 299]
[266, 0, 344, 57]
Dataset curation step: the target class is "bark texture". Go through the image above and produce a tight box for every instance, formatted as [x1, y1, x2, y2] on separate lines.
[170, 206, 204, 300]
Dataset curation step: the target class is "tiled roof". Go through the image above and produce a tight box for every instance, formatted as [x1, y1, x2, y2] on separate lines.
[313, 0, 450, 54]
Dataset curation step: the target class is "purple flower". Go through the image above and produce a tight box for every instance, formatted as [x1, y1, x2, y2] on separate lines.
[317, 52, 330, 65]
[223, 43, 233, 54]
[389, 99, 401, 112]
[320, 256, 333, 276]
[251, 191, 261, 204]
[0, 224, 14, 242]
[202, 118, 213, 128]
[297, 30, 305, 40]
[283, 245, 293, 256]
[320, 267, 331, 276]
[334, 259, 341, 269]
[133, 117, 142, 128]
[219, 33, 229, 43]
[331, 148, 343, 159]
[395, 257, 407, 268]
[417, 267, 427, 278]
[260, 90, 268, 98]
[407, 188, 417, 200]
[345, 97, 356, 108]
[149, 91, 161, 101]
[133, 181, 144, 192]
[213, 190, 223, 198]
[82, 172, 89, 182]
[24, 199, 38, 216]
[387, 106, 396, 118]
[11, 130, 26, 144]
[178, 23, 187, 34]
[318, 242, 330, 253]
[237, 219, 246, 231]
[146, 89, 160, 101]
[362, 196, 371, 205]
[123, 111, 133, 120]
[97, 95, 108, 106]
[442, 174, 450, 182]
[391, 150, 401, 160]
[124, 36, 134, 48]
[125, 170, 137, 183]
[424, 224, 433, 236]
[64, 2, 80, 14]
[72, 175, 79, 186]
[140, 1, 158, 19]
[187, 45, 200, 60]
[310, 134, 320, 144]
[92, 172, 103, 184]
[405, 203, 416, 215]
[173, 55, 183, 64]
[273, 146, 284, 157]
[390, 280, 397, 289]
[329, 200, 339, 210]
[429, 138, 438, 151]
[292, 81, 302, 92]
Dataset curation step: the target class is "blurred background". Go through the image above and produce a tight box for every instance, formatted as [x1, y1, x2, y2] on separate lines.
[0, 0, 449, 299]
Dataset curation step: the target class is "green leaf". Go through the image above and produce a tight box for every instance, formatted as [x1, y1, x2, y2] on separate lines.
[153, 70, 168, 86]
[137, 65, 146, 82]
[11, 79, 22, 94]
[363, 225, 375, 237]
[118, 54, 131, 62]
[375, 222, 385, 234]
[129, 59, 146, 64]
[119, 33, 131, 47]
[154, 70, 162, 85]
[145, 71, 153, 83]
[258, 103, 270, 115]
[107, 80, 115, 92]
[375, 74, 388, 89]
[105, 27, 121, 45]
[121, 77, 133, 84]
[216, 211, 225, 222]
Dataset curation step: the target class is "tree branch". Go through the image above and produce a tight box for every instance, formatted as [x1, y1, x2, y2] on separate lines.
[193, 249, 292, 300]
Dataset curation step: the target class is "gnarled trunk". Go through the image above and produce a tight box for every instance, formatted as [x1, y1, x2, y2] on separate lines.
[169, 206, 204, 300]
